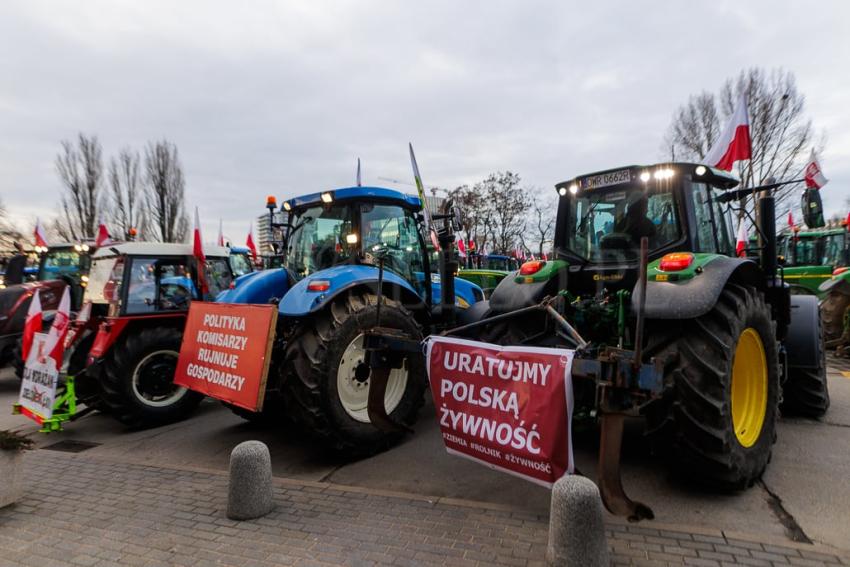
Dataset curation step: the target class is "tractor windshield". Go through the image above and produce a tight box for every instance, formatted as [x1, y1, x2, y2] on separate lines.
[360, 203, 426, 291]
[567, 183, 680, 261]
[38, 247, 89, 281]
[286, 204, 354, 278]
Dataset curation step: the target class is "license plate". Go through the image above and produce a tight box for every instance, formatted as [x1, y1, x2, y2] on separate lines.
[581, 169, 632, 190]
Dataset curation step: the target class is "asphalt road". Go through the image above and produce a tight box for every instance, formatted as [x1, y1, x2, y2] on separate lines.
[2, 358, 849, 551]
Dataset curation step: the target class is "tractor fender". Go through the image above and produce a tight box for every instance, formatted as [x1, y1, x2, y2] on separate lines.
[215, 268, 291, 305]
[785, 295, 822, 369]
[635, 256, 763, 319]
[818, 269, 850, 296]
[278, 264, 425, 317]
[429, 275, 485, 307]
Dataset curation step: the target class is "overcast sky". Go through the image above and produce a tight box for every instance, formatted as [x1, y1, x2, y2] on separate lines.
[1, 0, 849, 241]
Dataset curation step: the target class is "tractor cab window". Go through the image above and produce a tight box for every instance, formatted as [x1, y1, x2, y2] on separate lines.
[822, 234, 845, 266]
[360, 204, 425, 290]
[229, 253, 253, 277]
[794, 238, 818, 265]
[691, 183, 734, 255]
[38, 248, 88, 281]
[124, 258, 195, 314]
[286, 205, 354, 278]
[205, 257, 233, 297]
[568, 184, 679, 261]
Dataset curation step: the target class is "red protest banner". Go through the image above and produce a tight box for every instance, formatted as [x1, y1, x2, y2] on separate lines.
[174, 302, 277, 411]
[426, 336, 574, 487]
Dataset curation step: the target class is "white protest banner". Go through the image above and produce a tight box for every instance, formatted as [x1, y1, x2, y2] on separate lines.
[18, 332, 60, 422]
[426, 336, 574, 488]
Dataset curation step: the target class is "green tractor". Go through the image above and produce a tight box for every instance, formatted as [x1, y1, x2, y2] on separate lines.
[777, 225, 848, 297]
[458, 254, 521, 297]
[460, 163, 829, 495]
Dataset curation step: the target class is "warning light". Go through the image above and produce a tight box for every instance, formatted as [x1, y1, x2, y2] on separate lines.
[307, 279, 331, 292]
[519, 260, 546, 276]
[659, 253, 694, 272]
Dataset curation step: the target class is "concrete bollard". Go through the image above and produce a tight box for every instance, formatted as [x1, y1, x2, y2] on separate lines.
[546, 475, 610, 566]
[227, 441, 275, 520]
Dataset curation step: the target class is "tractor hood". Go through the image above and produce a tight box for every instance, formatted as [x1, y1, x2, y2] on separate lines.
[215, 268, 291, 305]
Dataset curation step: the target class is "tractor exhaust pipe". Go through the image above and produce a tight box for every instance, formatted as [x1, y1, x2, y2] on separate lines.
[758, 194, 777, 278]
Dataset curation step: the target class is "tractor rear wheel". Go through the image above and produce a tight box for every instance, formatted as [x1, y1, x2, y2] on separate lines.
[283, 291, 426, 456]
[644, 283, 780, 490]
[99, 326, 203, 428]
[781, 322, 830, 418]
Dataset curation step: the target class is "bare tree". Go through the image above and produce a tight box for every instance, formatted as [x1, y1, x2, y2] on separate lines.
[54, 133, 105, 241]
[447, 183, 492, 255]
[109, 148, 146, 240]
[144, 140, 188, 243]
[664, 68, 822, 220]
[0, 198, 25, 254]
[479, 172, 530, 254]
[528, 187, 557, 256]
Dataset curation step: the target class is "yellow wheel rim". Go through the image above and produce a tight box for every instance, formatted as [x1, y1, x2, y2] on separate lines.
[731, 327, 768, 448]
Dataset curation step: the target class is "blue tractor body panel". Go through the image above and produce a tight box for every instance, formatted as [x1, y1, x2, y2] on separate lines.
[285, 186, 421, 211]
[277, 264, 422, 316]
[215, 268, 291, 305]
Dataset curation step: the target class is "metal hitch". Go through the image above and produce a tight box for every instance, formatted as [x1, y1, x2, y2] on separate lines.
[598, 413, 654, 522]
[362, 329, 419, 434]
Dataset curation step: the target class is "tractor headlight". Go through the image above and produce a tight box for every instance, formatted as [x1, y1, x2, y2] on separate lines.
[345, 233, 358, 244]
[320, 192, 333, 203]
[639, 171, 651, 182]
[695, 165, 707, 176]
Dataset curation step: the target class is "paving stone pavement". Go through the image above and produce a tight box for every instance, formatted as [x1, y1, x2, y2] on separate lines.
[0, 451, 847, 566]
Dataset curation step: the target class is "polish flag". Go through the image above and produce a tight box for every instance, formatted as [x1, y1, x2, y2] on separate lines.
[217, 218, 225, 247]
[193, 207, 208, 294]
[21, 291, 43, 362]
[246, 223, 258, 262]
[735, 219, 748, 257]
[804, 149, 829, 189]
[44, 287, 71, 370]
[705, 95, 752, 171]
[95, 218, 111, 247]
[33, 218, 48, 248]
[456, 234, 467, 258]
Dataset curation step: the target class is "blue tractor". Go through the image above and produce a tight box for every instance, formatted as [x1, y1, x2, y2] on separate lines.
[216, 186, 483, 454]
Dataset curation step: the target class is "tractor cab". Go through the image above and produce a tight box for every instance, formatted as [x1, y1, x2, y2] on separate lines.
[553, 163, 739, 294]
[36, 242, 96, 310]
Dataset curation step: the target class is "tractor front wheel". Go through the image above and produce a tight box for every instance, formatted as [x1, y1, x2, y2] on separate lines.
[283, 291, 426, 456]
[99, 326, 203, 428]
[644, 283, 780, 490]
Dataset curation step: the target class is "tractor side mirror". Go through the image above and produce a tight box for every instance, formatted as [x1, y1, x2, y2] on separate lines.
[801, 188, 825, 228]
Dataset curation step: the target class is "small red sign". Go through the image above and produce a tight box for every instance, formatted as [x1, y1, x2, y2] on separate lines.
[426, 336, 574, 487]
[174, 302, 277, 411]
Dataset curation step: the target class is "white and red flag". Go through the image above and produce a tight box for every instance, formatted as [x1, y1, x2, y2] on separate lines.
[95, 218, 111, 247]
[705, 95, 752, 171]
[456, 234, 467, 258]
[21, 291, 43, 362]
[246, 223, 258, 262]
[804, 149, 829, 189]
[193, 207, 208, 295]
[33, 218, 48, 248]
[44, 287, 71, 369]
[735, 219, 748, 257]
[217, 218, 225, 247]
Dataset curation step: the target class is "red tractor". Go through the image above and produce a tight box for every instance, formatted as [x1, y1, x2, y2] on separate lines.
[73, 242, 235, 427]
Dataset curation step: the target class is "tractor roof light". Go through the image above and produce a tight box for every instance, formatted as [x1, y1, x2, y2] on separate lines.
[266, 195, 277, 208]
[82, 244, 90, 252]
[639, 171, 651, 182]
[282, 201, 292, 211]
[320, 192, 334, 204]
[654, 168, 674, 180]
[833, 267, 848, 276]
[519, 260, 546, 276]
[659, 252, 694, 272]
[695, 165, 707, 176]
[307, 279, 331, 292]
[558, 186, 567, 196]
[569, 183, 578, 195]
[345, 233, 358, 244]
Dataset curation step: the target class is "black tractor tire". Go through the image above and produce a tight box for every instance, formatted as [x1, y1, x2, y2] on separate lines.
[643, 283, 780, 490]
[781, 323, 830, 418]
[820, 287, 850, 344]
[282, 291, 426, 456]
[99, 326, 203, 428]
